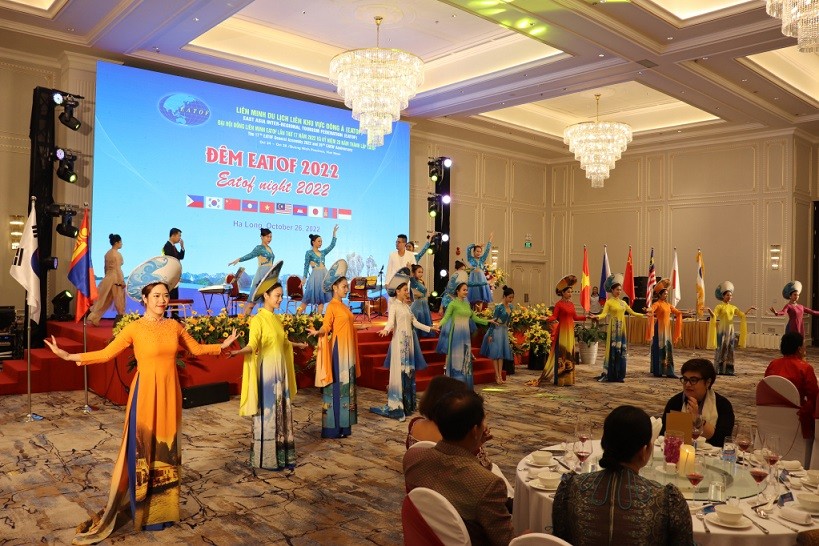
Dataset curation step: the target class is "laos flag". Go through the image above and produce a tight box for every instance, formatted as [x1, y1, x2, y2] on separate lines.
[68, 209, 98, 321]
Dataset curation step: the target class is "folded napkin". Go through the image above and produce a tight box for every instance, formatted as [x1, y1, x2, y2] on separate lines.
[650, 417, 662, 446]
[781, 460, 803, 471]
[781, 506, 812, 524]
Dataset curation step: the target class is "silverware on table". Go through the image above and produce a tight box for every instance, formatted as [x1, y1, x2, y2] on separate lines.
[746, 515, 770, 534]
[696, 511, 710, 534]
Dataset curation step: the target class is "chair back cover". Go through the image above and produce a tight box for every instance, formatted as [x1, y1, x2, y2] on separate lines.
[286, 275, 303, 299]
[402, 494, 445, 546]
[408, 440, 437, 450]
[407, 487, 471, 546]
[759, 375, 801, 406]
[509, 533, 573, 545]
[757, 379, 809, 465]
[490, 463, 514, 498]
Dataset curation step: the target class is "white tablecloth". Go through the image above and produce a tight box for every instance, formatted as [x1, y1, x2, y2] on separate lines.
[512, 442, 819, 546]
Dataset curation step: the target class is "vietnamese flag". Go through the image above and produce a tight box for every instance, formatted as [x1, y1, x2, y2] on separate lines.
[260, 201, 276, 214]
[623, 246, 635, 303]
[224, 198, 241, 211]
[580, 245, 590, 312]
[67, 209, 98, 321]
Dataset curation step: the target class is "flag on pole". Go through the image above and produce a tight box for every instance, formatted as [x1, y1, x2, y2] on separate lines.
[623, 246, 635, 303]
[598, 245, 610, 305]
[645, 247, 656, 308]
[67, 209, 98, 321]
[670, 248, 681, 307]
[695, 249, 705, 318]
[580, 246, 590, 312]
[9, 204, 41, 323]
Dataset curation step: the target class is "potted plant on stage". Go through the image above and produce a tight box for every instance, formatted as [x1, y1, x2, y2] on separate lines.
[522, 320, 552, 371]
[574, 321, 606, 365]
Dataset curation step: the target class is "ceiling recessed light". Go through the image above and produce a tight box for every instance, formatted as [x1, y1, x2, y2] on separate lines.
[638, 71, 643, 75]
[677, 130, 682, 133]
[702, 57, 708, 60]
[193, 17, 199, 22]
[598, 54, 605, 57]
[774, 97, 779, 100]
[667, 36, 674, 40]
[741, 78, 748, 82]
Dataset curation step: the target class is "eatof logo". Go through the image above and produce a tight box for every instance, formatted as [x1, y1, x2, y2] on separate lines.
[158, 93, 211, 126]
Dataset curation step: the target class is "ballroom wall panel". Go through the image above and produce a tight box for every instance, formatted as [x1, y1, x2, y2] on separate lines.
[669, 145, 757, 199]
[570, 156, 642, 206]
[511, 159, 548, 207]
[482, 154, 509, 201]
[764, 139, 787, 193]
[795, 137, 814, 196]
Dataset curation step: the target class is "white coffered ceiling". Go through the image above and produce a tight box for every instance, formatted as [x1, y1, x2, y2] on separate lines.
[0, 0, 816, 158]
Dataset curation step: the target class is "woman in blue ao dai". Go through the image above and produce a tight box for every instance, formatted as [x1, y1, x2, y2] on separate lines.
[436, 283, 495, 388]
[409, 264, 433, 336]
[465, 232, 494, 309]
[298, 225, 338, 315]
[371, 281, 439, 421]
[480, 286, 516, 384]
[229, 227, 275, 316]
[440, 260, 467, 312]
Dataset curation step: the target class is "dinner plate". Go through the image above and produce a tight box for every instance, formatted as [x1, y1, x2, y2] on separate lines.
[525, 456, 558, 468]
[654, 465, 678, 476]
[704, 512, 753, 529]
[529, 480, 559, 492]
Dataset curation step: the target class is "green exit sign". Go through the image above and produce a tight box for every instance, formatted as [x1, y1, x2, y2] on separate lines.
[524, 241, 532, 248]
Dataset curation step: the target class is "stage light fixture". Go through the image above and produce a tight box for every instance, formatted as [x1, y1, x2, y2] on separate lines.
[54, 147, 78, 183]
[51, 290, 74, 320]
[441, 233, 450, 242]
[58, 96, 81, 131]
[431, 290, 438, 297]
[441, 194, 451, 204]
[428, 160, 442, 183]
[442, 158, 452, 168]
[427, 195, 440, 218]
[47, 203, 79, 238]
[439, 269, 448, 277]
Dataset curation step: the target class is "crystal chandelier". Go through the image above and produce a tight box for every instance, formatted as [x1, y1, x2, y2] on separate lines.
[563, 94, 632, 188]
[329, 16, 424, 147]
[766, 0, 819, 52]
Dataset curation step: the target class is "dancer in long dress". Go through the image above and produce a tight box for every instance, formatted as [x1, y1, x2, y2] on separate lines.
[371, 280, 439, 421]
[528, 275, 586, 387]
[44, 275, 237, 545]
[297, 225, 338, 315]
[647, 279, 683, 378]
[87, 233, 126, 326]
[465, 232, 494, 309]
[707, 281, 755, 375]
[480, 286, 516, 384]
[769, 280, 818, 336]
[308, 260, 361, 438]
[229, 228, 275, 316]
[440, 260, 467, 312]
[436, 283, 494, 389]
[594, 274, 646, 383]
[409, 264, 433, 335]
[230, 278, 305, 471]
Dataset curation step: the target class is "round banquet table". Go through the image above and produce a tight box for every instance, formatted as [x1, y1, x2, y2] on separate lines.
[512, 441, 819, 545]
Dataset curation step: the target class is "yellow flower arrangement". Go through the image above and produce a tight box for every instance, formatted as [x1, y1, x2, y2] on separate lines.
[184, 310, 250, 346]
[485, 267, 507, 290]
[111, 311, 142, 338]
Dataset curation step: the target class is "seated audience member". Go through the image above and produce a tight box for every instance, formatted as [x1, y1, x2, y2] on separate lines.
[553, 405, 693, 546]
[406, 375, 493, 469]
[765, 332, 818, 436]
[403, 390, 514, 546]
[660, 358, 735, 447]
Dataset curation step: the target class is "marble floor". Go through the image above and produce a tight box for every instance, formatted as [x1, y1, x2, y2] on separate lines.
[0, 345, 808, 545]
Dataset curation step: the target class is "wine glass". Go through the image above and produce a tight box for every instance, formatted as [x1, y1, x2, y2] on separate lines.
[691, 422, 703, 452]
[735, 424, 753, 464]
[572, 439, 593, 472]
[686, 458, 706, 502]
[750, 463, 770, 504]
[576, 421, 592, 443]
[763, 435, 781, 484]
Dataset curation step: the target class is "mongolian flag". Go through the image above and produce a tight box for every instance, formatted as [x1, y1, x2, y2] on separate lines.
[645, 247, 656, 308]
[580, 246, 590, 312]
[671, 248, 681, 307]
[67, 209, 98, 321]
[695, 249, 705, 318]
[623, 246, 635, 303]
[598, 245, 610, 306]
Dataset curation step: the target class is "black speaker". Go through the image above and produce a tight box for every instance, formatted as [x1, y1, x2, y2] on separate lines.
[633, 276, 648, 299]
[181, 382, 230, 409]
[632, 297, 648, 312]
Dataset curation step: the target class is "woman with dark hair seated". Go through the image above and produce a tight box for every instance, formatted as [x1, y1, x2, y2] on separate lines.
[553, 405, 693, 546]
[660, 358, 735, 447]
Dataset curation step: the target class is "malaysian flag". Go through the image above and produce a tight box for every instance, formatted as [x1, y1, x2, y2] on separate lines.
[645, 247, 656, 307]
[276, 203, 292, 215]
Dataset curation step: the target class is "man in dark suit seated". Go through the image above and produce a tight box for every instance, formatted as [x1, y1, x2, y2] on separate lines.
[403, 390, 513, 546]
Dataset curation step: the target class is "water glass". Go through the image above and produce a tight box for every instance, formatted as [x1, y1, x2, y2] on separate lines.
[721, 436, 737, 472]
[708, 474, 726, 502]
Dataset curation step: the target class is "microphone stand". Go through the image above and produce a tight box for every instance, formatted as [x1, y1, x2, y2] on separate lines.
[375, 266, 385, 317]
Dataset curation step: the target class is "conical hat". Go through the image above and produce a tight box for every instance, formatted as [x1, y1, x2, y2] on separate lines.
[653, 278, 671, 296]
[251, 260, 284, 301]
[125, 256, 182, 302]
[783, 280, 802, 299]
[387, 268, 411, 297]
[715, 281, 734, 300]
[323, 259, 348, 293]
[604, 273, 624, 294]
[555, 274, 577, 295]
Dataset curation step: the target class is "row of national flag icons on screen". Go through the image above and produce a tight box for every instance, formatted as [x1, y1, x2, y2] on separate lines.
[185, 195, 352, 220]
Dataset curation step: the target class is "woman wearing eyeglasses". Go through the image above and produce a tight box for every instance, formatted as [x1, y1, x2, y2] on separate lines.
[659, 358, 735, 447]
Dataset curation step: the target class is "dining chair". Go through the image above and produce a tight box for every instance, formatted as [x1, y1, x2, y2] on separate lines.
[406, 487, 471, 546]
[756, 375, 811, 467]
[490, 462, 514, 498]
[347, 276, 371, 322]
[284, 275, 308, 314]
[408, 440, 437, 450]
[509, 533, 573, 545]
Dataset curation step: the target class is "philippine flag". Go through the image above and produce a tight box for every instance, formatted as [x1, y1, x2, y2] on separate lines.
[242, 200, 259, 213]
[186, 195, 204, 208]
[307, 206, 322, 218]
[338, 209, 352, 220]
[224, 198, 241, 211]
[260, 202, 276, 214]
[276, 203, 292, 214]
[205, 196, 223, 209]
[323, 207, 337, 219]
[293, 205, 308, 216]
